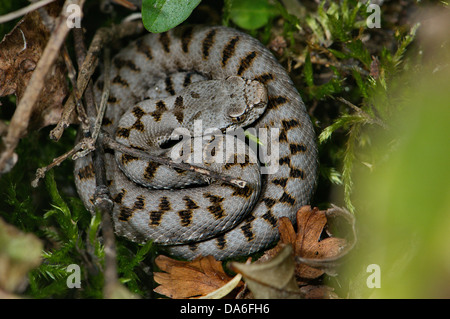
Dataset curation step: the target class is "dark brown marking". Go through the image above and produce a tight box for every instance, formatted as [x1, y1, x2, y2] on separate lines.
[178, 210, 193, 227]
[132, 106, 145, 118]
[222, 183, 254, 198]
[165, 76, 175, 95]
[133, 196, 145, 210]
[279, 191, 296, 206]
[112, 75, 129, 87]
[183, 72, 193, 87]
[116, 127, 130, 139]
[113, 189, 126, 204]
[267, 96, 288, 110]
[202, 29, 217, 60]
[108, 96, 119, 104]
[183, 196, 199, 210]
[262, 210, 278, 228]
[181, 26, 194, 53]
[237, 51, 257, 76]
[290, 143, 307, 155]
[172, 96, 185, 123]
[144, 162, 162, 180]
[263, 197, 276, 208]
[221, 36, 240, 67]
[102, 117, 112, 126]
[282, 119, 301, 131]
[149, 211, 164, 226]
[135, 38, 153, 59]
[159, 32, 171, 53]
[113, 57, 140, 72]
[131, 119, 144, 131]
[159, 196, 171, 211]
[204, 193, 226, 219]
[149, 197, 172, 226]
[234, 184, 254, 198]
[173, 110, 184, 124]
[278, 130, 288, 143]
[121, 153, 138, 165]
[241, 223, 255, 242]
[174, 95, 184, 109]
[216, 235, 227, 250]
[150, 100, 168, 122]
[290, 168, 305, 179]
[272, 178, 288, 188]
[78, 163, 94, 180]
[254, 72, 274, 84]
[118, 207, 134, 222]
[279, 156, 291, 166]
[172, 97, 184, 124]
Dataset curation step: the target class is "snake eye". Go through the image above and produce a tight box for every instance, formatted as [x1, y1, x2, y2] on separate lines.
[231, 113, 246, 123]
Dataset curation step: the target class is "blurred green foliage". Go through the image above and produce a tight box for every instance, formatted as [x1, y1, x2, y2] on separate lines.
[347, 56, 450, 298]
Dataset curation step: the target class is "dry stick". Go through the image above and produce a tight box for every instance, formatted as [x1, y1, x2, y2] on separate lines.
[0, 0, 85, 173]
[101, 135, 248, 189]
[0, 0, 56, 23]
[72, 48, 111, 160]
[50, 20, 144, 142]
[85, 47, 117, 298]
[62, 45, 90, 135]
[72, 27, 98, 123]
[72, 27, 119, 293]
[31, 144, 82, 187]
[93, 141, 118, 299]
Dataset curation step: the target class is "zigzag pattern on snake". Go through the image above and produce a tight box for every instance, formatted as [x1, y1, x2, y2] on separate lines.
[74, 25, 318, 260]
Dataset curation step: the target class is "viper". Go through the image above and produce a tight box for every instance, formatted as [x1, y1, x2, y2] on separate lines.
[74, 25, 318, 260]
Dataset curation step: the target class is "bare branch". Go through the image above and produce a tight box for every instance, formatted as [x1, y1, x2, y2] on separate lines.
[0, 0, 56, 24]
[101, 134, 249, 189]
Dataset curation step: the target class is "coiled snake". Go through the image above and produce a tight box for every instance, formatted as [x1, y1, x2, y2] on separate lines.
[74, 25, 318, 260]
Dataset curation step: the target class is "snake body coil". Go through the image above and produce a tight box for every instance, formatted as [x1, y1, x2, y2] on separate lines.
[74, 26, 318, 260]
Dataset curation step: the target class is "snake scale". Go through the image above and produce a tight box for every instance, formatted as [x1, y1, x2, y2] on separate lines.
[74, 25, 318, 260]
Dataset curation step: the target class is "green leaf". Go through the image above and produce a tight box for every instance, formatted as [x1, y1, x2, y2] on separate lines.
[229, 0, 275, 30]
[141, 0, 201, 33]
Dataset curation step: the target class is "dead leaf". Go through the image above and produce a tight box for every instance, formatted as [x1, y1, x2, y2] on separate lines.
[153, 255, 242, 299]
[264, 205, 354, 281]
[0, 8, 68, 131]
[230, 244, 302, 299]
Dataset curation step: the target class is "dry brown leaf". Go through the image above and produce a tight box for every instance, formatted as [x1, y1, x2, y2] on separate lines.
[153, 255, 242, 299]
[264, 206, 350, 281]
[0, 8, 68, 131]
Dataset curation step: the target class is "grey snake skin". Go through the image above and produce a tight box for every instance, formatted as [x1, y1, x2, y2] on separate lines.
[74, 25, 318, 260]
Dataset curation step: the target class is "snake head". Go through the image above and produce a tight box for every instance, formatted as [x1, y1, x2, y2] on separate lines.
[225, 76, 268, 129]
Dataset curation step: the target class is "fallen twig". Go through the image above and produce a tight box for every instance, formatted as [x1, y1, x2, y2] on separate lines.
[0, 0, 56, 24]
[62, 45, 90, 135]
[101, 134, 248, 189]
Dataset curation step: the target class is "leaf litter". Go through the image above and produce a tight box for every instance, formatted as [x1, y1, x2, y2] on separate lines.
[153, 205, 356, 299]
